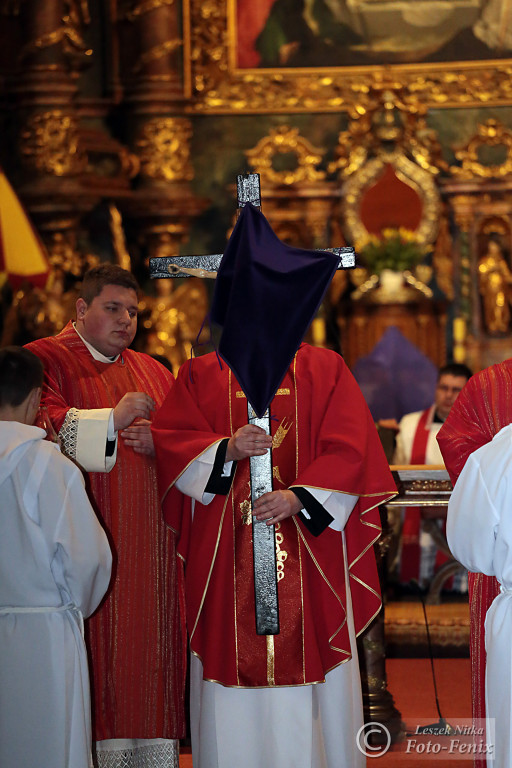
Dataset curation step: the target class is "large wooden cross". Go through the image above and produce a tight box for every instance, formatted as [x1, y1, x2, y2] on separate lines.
[150, 174, 355, 635]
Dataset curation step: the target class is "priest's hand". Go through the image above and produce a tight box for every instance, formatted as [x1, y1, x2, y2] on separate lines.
[113, 392, 155, 431]
[226, 424, 272, 462]
[120, 419, 155, 456]
[253, 489, 302, 526]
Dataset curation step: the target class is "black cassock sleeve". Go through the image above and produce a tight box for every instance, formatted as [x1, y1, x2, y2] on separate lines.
[293, 487, 335, 537]
[204, 438, 236, 495]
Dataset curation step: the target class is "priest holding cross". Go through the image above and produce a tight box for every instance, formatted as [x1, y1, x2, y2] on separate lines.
[152, 191, 396, 768]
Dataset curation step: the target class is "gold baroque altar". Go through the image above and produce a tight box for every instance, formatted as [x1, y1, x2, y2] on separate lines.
[1, 1, 512, 372]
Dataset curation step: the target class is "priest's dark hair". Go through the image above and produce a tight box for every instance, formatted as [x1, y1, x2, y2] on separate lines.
[0, 346, 44, 407]
[79, 263, 139, 305]
[438, 362, 473, 382]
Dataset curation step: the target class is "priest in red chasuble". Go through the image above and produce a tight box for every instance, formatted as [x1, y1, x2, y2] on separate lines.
[438, 362, 512, 768]
[25, 264, 185, 768]
[152, 205, 396, 768]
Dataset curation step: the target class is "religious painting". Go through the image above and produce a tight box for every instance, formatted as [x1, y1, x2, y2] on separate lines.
[183, 0, 512, 113]
[236, 0, 512, 69]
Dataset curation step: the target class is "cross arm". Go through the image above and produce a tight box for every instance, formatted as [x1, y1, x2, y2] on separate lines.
[149, 247, 355, 280]
[149, 172, 355, 279]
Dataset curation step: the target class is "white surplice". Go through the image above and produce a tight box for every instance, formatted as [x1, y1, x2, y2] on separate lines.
[446, 423, 512, 768]
[0, 421, 112, 768]
[394, 406, 444, 466]
[178, 448, 365, 768]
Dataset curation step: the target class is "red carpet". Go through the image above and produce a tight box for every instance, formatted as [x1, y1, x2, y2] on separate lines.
[381, 657, 473, 766]
[178, 658, 472, 766]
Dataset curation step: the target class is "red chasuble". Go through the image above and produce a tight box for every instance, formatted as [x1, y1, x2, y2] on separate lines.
[152, 344, 396, 688]
[438, 362, 512, 768]
[26, 322, 186, 741]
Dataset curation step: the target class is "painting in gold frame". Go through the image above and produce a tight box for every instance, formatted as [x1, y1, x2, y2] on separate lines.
[183, 0, 512, 114]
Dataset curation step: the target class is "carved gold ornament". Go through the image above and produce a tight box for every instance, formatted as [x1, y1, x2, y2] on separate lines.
[19, 0, 92, 61]
[135, 117, 194, 181]
[246, 127, 325, 185]
[20, 111, 86, 176]
[125, 0, 175, 20]
[432, 216, 454, 301]
[47, 231, 83, 277]
[329, 87, 448, 179]
[132, 39, 183, 73]
[343, 151, 440, 247]
[139, 280, 208, 373]
[451, 119, 512, 179]
[109, 205, 132, 272]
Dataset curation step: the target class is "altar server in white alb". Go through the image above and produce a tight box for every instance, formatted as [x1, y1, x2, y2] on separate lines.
[446, 423, 512, 767]
[393, 362, 472, 589]
[0, 346, 112, 768]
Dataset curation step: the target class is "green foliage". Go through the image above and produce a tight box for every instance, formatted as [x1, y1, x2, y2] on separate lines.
[358, 228, 430, 275]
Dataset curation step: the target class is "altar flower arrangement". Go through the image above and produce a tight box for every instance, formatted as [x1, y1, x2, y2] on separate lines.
[357, 228, 431, 276]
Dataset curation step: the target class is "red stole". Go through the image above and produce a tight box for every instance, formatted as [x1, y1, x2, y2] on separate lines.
[186, 369, 351, 686]
[400, 408, 430, 582]
[400, 408, 452, 584]
[231, 412, 317, 686]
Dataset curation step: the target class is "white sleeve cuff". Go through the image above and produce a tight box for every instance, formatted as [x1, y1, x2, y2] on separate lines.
[107, 410, 116, 441]
[176, 442, 226, 504]
[305, 487, 359, 531]
[75, 408, 117, 472]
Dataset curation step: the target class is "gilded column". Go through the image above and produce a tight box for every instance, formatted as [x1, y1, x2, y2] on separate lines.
[8, 1, 88, 188]
[2, 0, 97, 338]
[451, 196, 476, 366]
[117, 0, 204, 260]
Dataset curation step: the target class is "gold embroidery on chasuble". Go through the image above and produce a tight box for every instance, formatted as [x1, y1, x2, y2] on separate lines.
[272, 465, 284, 485]
[272, 416, 293, 450]
[272, 414, 294, 583]
[240, 499, 252, 526]
[275, 524, 288, 582]
[235, 388, 291, 399]
[240, 481, 252, 526]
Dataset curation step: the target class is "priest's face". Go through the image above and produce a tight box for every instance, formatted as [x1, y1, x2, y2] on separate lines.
[434, 374, 468, 422]
[75, 284, 138, 357]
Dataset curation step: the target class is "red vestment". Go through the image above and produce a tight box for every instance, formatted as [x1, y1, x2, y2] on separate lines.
[437, 362, 512, 768]
[152, 344, 396, 687]
[26, 322, 186, 741]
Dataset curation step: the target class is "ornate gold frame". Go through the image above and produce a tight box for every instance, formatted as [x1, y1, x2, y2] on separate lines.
[183, 0, 512, 114]
[343, 151, 441, 246]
